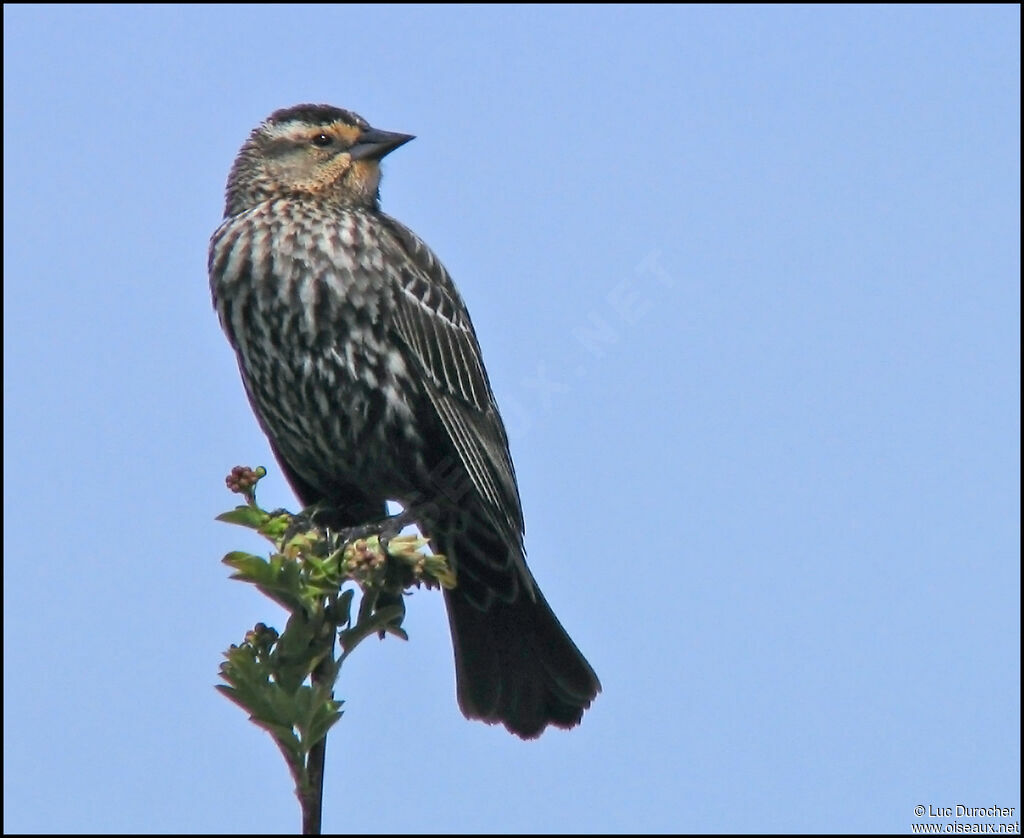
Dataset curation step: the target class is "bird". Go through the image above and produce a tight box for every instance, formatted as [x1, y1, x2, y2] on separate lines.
[209, 104, 600, 738]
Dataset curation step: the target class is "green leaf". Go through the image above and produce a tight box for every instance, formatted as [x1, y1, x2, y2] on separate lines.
[225, 553, 307, 611]
[252, 719, 302, 756]
[327, 589, 355, 627]
[304, 708, 343, 752]
[294, 684, 344, 753]
[216, 506, 270, 529]
[381, 624, 409, 642]
[273, 612, 320, 693]
[222, 551, 268, 573]
[372, 605, 405, 626]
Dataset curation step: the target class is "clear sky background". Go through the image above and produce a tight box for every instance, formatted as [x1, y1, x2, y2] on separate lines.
[3, 5, 1019, 834]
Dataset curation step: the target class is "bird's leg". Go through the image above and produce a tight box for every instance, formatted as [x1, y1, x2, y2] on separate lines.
[333, 504, 431, 627]
[377, 506, 420, 552]
[331, 505, 424, 553]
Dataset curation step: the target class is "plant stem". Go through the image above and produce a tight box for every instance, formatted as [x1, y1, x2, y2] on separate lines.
[301, 603, 336, 834]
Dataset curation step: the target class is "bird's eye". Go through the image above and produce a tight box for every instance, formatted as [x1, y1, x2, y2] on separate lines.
[312, 133, 334, 147]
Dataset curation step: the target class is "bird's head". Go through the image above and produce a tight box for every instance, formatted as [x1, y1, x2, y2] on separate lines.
[223, 104, 414, 216]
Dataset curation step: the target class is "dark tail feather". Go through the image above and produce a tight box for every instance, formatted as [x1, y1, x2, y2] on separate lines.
[444, 581, 601, 739]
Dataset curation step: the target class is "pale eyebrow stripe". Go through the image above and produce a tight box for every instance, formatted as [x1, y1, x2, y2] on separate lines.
[260, 121, 361, 145]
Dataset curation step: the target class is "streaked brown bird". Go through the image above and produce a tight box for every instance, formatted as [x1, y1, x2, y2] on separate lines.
[209, 104, 600, 738]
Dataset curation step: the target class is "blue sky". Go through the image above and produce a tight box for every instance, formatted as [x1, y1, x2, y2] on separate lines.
[3, 4, 1019, 834]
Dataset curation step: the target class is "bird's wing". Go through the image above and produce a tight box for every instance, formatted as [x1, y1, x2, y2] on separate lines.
[379, 215, 526, 555]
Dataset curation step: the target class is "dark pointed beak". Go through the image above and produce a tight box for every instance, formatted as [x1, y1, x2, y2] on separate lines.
[349, 128, 415, 161]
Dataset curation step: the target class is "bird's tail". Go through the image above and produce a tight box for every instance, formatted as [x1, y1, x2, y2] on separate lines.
[442, 539, 601, 739]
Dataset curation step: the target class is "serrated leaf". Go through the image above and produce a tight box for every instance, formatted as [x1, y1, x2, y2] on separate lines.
[218, 682, 278, 726]
[252, 719, 302, 756]
[253, 587, 305, 614]
[304, 709, 343, 752]
[226, 554, 307, 611]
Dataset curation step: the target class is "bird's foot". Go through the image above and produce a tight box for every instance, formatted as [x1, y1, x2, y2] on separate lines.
[333, 507, 420, 554]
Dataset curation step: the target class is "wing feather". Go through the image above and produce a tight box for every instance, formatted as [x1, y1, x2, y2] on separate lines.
[380, 216, 525, 554]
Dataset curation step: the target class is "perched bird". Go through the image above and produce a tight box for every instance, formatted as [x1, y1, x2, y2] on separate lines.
[209, 104, 600, 738]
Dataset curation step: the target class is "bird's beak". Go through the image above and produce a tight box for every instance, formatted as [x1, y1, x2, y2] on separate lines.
[349, 128, 415, 161]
